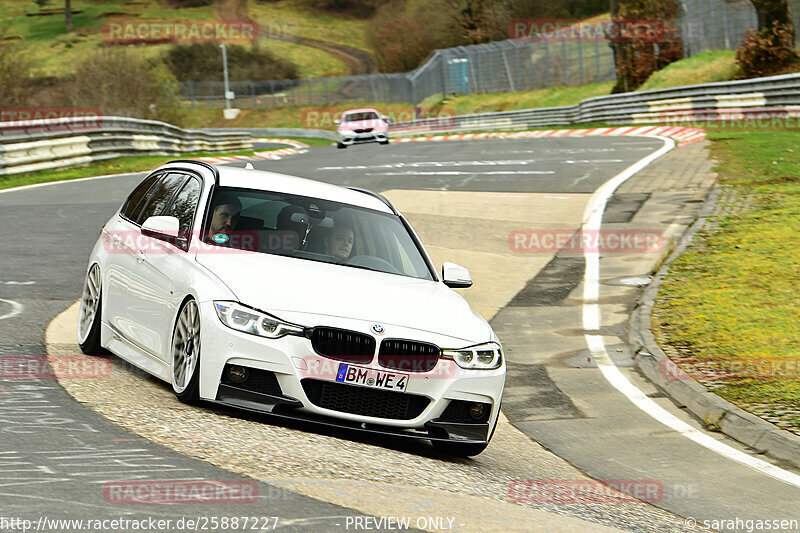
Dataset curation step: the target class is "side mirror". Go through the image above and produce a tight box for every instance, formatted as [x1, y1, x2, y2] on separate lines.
[142, 216, 181, 243]
[442, 262, 472, 288]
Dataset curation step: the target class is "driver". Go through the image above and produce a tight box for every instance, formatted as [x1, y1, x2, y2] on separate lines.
[208, 192, 241, 239]
[324, 223, 354, 260]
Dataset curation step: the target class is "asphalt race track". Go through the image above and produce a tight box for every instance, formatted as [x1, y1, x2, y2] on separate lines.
[1, 137, 799, 532]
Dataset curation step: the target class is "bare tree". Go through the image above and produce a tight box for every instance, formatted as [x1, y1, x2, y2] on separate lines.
[66, 0, 72, 30]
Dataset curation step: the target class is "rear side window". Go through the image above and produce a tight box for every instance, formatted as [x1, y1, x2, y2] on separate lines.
[122, 174, 160, 222]
[136, 173, 187, 224]
[163, 177, 202, 236]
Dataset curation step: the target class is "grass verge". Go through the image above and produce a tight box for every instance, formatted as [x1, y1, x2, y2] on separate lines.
[637, 50, 740, 92]
[1, 0, 359, 78]
[653, 126, 800, 434]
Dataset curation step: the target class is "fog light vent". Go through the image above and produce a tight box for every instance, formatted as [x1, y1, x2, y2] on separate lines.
[227, 365, 248, 383]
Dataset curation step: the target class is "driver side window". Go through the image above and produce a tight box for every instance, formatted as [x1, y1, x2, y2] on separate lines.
[163, 176, 202, 240]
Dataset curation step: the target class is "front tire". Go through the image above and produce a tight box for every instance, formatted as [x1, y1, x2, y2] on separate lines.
[171, 299, 201, 404]
[78, 263, 104, 355]
[337, 142, 346, 149]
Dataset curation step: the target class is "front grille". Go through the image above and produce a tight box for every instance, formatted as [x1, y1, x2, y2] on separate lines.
[439, 399, 491, 423]
[309, 327, 376, 364]
[378, 339, 441, 372]
[302, 379, 430, 420]
[354, 128, 373, 133]
[221, 364, 283, 396]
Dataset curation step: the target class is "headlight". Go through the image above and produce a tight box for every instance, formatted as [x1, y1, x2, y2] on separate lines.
[214, 301, 304, 339]
[442, 342, 503, 370]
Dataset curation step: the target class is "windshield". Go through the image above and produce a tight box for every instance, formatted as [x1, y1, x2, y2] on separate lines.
[344, 111, 379, 122]
[203, 187, 434, 280]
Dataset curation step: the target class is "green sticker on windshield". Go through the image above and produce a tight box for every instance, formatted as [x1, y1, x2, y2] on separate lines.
[212, 233, 229, 244]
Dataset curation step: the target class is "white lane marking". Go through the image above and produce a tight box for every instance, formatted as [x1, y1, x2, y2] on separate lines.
[364, 170, 555, 176]
[0, 299, 23, 321]
[581, 135, 800, 488]
[0, 281, 36, 285]
[320, 158, 623, 171]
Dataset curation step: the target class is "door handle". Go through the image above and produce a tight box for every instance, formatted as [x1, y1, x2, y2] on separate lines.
[112, 234, 122, 245]
[136, 250, 146, 264]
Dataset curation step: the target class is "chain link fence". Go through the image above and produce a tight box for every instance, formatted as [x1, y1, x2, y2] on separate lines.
[182, 0, 798, 109]
[791, 0, 800, 49]
[180, 35, 616, 108]
[677, 0, 757, 55]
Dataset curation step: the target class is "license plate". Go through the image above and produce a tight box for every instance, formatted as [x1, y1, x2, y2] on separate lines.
[335, 363, 408, 392]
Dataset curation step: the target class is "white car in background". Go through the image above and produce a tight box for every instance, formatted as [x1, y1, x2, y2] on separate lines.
[78, 160, 505, 456]
[336, 108, 390, 149]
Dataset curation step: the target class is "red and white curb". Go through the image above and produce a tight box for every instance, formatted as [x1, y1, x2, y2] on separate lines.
[391, 126, 706, 148]
[195, 139, 310, 164]
[251, 138, 311, 149]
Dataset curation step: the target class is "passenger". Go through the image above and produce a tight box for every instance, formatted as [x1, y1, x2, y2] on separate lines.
[208, 192, 241, 239]
[324, 223, 354, 260]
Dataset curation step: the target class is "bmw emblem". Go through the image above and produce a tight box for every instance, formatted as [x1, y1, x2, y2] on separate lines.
[372, 324, 385, 335]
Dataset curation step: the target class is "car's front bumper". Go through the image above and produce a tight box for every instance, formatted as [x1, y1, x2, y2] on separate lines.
[197, 302, 505, 443]
[338, 131, 389, 145]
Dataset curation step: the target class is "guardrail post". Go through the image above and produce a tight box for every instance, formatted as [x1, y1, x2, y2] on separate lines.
[595, 33, 601, 81]
[545, 40, 551, 87]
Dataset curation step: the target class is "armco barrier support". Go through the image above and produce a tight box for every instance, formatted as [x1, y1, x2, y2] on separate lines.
[0, 116, 252, 176]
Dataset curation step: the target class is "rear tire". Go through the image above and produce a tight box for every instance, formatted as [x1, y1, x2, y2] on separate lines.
[78, 264, 104, 355]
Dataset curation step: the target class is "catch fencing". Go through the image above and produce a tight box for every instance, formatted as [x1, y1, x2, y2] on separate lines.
[181, 36, 617, 108]
[180, 0, 776, 109]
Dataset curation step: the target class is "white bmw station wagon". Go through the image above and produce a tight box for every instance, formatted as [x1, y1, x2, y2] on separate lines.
[78, 160, 505, 456]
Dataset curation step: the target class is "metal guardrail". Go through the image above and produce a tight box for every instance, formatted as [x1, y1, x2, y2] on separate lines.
[390, 72, 800, 135]
[0, 116, 252, 176]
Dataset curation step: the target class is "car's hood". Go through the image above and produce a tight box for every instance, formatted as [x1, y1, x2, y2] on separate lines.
[339, 119, 385, 131]
[195, 252, 489, 343]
